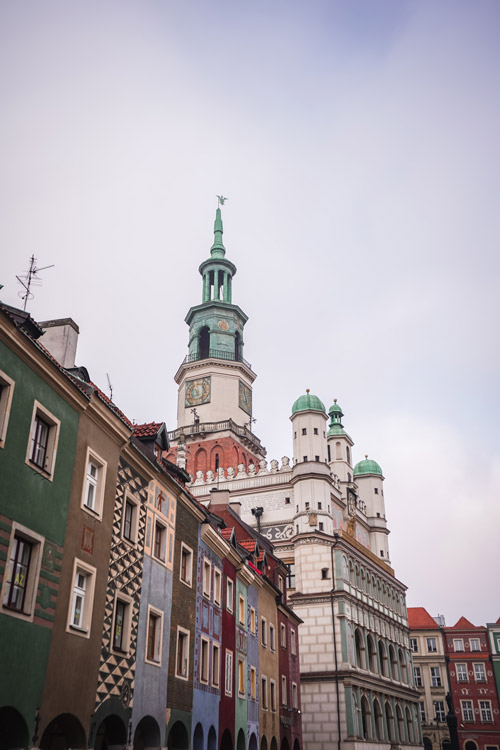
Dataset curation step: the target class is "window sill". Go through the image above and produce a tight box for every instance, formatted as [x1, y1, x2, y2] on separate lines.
[69, 623, 89, 635]
[27, 461, 54, 482]
[180, 577, 192, 588]
[82, 504, 102, 521]
[145, 657, 162, 667]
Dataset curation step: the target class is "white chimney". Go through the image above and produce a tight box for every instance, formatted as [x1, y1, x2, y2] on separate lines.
[38, 318, 79, 368]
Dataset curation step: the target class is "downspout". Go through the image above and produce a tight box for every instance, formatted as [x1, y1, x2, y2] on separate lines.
[330, 532, 341, 750]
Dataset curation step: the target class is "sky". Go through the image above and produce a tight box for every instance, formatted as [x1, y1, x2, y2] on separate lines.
[1, 0, 499, 628]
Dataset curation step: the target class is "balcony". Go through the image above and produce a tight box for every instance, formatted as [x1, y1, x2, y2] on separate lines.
[181, 348, 252, 370]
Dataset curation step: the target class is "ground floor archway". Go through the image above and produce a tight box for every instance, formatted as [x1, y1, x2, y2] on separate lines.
[168, 721, 189, 750]
[40, 712, 86, 750]
[134, 715, 161, 749]
[95, 713, 128, 750]
[0, 707, 29, 750]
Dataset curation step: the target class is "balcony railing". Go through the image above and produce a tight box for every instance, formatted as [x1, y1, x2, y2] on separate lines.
[168, 417, 264, 451]
[181, 348, 252, 370]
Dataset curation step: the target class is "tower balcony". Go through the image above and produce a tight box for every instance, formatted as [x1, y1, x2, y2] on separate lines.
[181, 348, 253, 371]
[167, 417, 265, 455]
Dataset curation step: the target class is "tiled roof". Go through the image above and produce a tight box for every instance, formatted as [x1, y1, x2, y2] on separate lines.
[447, 616, 480, 631]
[134, 422, 164, 438]
[221, 528, 234, 540]
[407, 607, 439, 630]
[239, 539, 257, 553]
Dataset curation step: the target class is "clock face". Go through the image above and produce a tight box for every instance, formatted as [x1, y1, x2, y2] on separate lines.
[239, 381, 252, 416]
[185, 377, 211, 407]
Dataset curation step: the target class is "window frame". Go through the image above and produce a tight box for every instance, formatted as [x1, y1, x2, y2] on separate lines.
[145, 605, 163, 665]
[426, 637, 437, 653]
[26, 400, 61, 480]
[453, 638, 464, 652]
[261, 675, 268, 709]
[238, 594, 245, 627]
[456, 663, 468, 683]
[80, 446, 107, 520]
[1, 523, 44, 622]
[413, 666, 423, 687]
[250, 665, 257, 700]
[111, 592, 133, 655]
[238, 657, 245, 697]
[154, 520, 167, 563]
[66, 557, 97, 637]
[281, 674, 287, 707]
[200, 635, 210, 684]
[430, 665, 442, 687]
[291, 628, 296, 656]
[226, 578, 234, 613]
[122, 491, 140, 544]
[212, 642, 220, 688]
[433, 700, 445, 722]
[270, 679, 277, 712]
[281, 622, 287, 649]
[474, 662, 486, 682]
[225, 649, 233, 696]
[470, 637, 481, 652]
[479, 700, 493, 722]
[250, 606, 256, 635]
[214, 567, 222, 606]
[179, 542, 193, 587]
[292, 681, 298, 709]
[261, 617, 267, 647]
[419, 702, 426, 723]
[203, 559, 212, 599]
[0, 370, 15, 448]
[461, 700, 474, 722]
[269, 623, 275, 652]
[175, 626, 190, 680]
[409, 637, 418, 652]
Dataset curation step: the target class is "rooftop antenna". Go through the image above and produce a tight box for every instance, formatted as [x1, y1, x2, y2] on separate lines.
[16, 254, 55, 311]
[106, 373, 113, 401]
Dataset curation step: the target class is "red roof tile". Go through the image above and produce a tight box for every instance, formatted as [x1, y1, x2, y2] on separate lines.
[239, 539, 257, 553]
[407, 607, 439, 630]
[134, 422, 163, 438]
[447, 616, 480, 630]
[221, 528, 234, 540]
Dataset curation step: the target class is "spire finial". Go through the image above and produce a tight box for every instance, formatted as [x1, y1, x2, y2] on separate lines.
[306, 388, 310, 393]
[365, 454, 368, 459]
[334, 398, 337, 403]
[211, 196, 227, 258]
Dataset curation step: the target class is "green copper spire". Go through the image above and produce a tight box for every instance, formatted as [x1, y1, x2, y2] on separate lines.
[210, 208, 226, 258]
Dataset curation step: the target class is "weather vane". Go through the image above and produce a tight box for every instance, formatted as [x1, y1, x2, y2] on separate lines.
[16, 254, 55, 311]
[217, 195, 228, 207]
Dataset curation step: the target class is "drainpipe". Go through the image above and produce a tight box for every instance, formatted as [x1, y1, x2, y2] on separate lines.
[330, 532, 341, 750]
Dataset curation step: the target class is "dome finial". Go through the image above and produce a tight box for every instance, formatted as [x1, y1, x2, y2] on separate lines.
[334, 398, 337, 403]
[365, 454, 368, 459]
[306, 388, 310, 393]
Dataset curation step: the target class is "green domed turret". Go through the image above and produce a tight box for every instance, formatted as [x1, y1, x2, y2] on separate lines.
[353, 455, 383, 477]
[328, 398, 346, 436]
[291, 389, 326, 415]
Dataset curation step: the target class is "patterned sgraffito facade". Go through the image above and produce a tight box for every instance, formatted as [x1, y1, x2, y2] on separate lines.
[94, 457, 148, 719]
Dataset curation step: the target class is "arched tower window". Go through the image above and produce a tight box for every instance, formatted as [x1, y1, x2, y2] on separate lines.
[199, 326, 210, 359]
[234, 330, 240, 361]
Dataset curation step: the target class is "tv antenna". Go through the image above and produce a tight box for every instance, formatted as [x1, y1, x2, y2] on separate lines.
[16, 255, 55, 311]
[106, 373, 113, 401]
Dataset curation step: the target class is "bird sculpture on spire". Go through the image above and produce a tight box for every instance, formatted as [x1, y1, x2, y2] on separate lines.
[217, 195, 228, 206]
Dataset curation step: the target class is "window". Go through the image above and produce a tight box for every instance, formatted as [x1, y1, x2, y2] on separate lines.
[80, 447, 107, 518]
[461, 700, 474, 722]
[225, 650, 233, 695]
[250, 666, 256, 700]
[226, 578, 234, 612]
[285, 496, 290, 504]
[292, 682, 298, 709]
[430, 666, 442, 687]
[278, 576, 284, 594]
[176, 628, 190, 678]
[270, 680, 277, 712]
[112, 597, 131, 653]
[270, 624, 275, 652]
[146, 606, 163, 664]
[305, 502, 310, 510]
[474, 662, 486, 682]
[239, 595, 245, 626]
[302, 428, 307, 435]
[122, 493, 139, 543]
[433, 701, 445, 722]
[303, 456, 308, 462]
[286, 563, 295, 589]
[427, 637, 437, 653]
[214, 568, 222, 605]
[321, 568, 329, 579]
[212, 643, 220, 687]
[470, 638, 481, 651]
[456, 663, 468, 682]
[249, 607, 256, 634]
[291, 628, 296, 656]
[414, 666, 423, 687]
[281, 675, 287, 706]
[374, 487, 378, 494]
[238, 658, 245, 696]
[261, 676, 268, 709]
[261, 617, 268, 647]
[419, 703, 426, 723]
[319, 522, 324, 531]
[180, 543, 193, 586]
[410, 637, 418, 652]
[315, 456, 320, 462]
[1, 526, 43, 620]
[479, 700, 493, 722]
[281, 623, 286, 648]
[0, 370, 15, 447]
[27, 402, 60, 479]
[454, 638, 464, 652]
[68, 559, 96, 636]
[154, 522, 166, 561]
[314, 427, 318, 435]
[200, 637, 209, 683]
[203, 559, 211, 598]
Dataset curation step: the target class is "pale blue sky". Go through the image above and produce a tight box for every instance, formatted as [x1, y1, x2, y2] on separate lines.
[1, 0, 499, 626]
